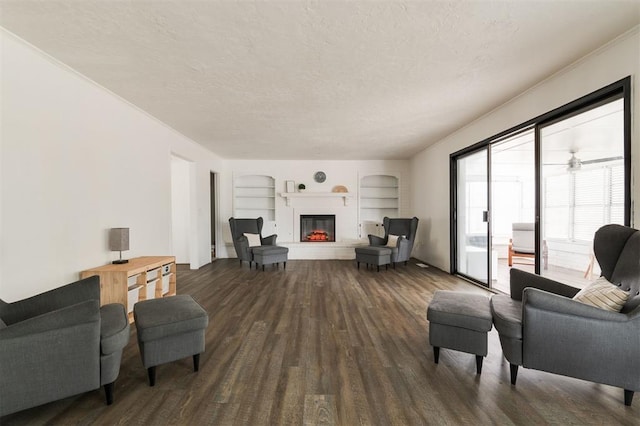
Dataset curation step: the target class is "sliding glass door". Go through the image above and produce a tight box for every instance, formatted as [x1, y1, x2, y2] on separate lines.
[451, 78, 630, 291]
[455, 149, 490, 285]
[453, 131, 536, 290]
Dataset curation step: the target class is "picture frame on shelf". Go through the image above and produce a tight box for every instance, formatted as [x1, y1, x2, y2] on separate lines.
[286, 180, 295, 193]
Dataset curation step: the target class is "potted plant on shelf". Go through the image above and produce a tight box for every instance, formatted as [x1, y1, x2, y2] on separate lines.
[298, 183, 306, 192]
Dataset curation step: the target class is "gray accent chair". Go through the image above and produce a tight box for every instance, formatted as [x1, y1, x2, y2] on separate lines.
[491, 224, 640, 406]
[368, 217, 419, 267]
[0, 276, 130, 416]
[229, 217, 277, 267]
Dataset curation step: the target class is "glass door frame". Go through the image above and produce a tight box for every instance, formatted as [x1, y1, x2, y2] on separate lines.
[451, 146, 492, 285]
[451, 126, 536, 287]
[451, 77, 631, 287]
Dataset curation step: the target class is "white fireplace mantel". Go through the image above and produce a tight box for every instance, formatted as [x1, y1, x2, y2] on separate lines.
[279, 192, 353, 206]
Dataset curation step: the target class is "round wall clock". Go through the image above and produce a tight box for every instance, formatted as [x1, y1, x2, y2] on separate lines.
[314, 171, 327, 183]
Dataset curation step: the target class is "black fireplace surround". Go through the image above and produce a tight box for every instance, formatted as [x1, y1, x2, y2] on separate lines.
[300, 214, 335, 242]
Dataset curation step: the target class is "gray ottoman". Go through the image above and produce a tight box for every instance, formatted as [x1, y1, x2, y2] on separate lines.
[355, 246, 392, 271]
[134, 295, 209, 386]
[427, 290, 492, 374]
[252, 245, 289, 271]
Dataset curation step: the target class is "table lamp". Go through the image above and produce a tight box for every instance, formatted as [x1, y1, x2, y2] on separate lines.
[109, 228, 130, 264]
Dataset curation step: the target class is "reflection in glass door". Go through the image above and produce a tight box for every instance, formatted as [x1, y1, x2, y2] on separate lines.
[456, 149, 489, 285]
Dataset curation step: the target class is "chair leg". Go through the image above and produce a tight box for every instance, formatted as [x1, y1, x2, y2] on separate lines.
[104, 382, 114, 405]
[262, 264, 265, 271]
[377, 265, 380, 272]
[433, 346, 440, 364]
[284, 262, 286, 270]
[475, 356, 483, 374]
[510, 364, 518, 385]
[148, 366, 156, 387]
[624, 389, 634, 406]
[193, 353, 200, 372]
[357, 261, 360, 269]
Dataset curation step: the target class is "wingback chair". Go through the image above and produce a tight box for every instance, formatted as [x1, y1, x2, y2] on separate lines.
[0, 276, 130, 416]
[228, 217, 277, 267]
[368, 217, 419, 267]
[491, 224, 640, 406]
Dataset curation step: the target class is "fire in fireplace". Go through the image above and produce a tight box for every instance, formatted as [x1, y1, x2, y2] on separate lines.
[300, 214, 335, 242]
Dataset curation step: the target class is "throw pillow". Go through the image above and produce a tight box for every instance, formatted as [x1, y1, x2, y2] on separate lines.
[243, 233, 262, 247]
[386, 234, 401, 247]
[573, 276, 630, 312]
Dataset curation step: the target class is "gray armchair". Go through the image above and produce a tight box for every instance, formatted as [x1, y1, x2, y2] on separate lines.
[229, 217, 277, 267]
[368, 217, 419, 266]
[0, 276, 130, 416]
[491, 224, 640, 406]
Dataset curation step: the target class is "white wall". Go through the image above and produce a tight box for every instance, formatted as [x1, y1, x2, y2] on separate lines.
[411, 27, 640, 271]
[0, 30, 225, 301]
[171, 156, 191, 263]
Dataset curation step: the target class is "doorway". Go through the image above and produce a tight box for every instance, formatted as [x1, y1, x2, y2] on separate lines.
[490, 130, 535, 292]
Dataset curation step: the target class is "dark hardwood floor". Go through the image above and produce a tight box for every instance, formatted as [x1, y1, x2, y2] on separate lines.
[2, 259, 637, 425]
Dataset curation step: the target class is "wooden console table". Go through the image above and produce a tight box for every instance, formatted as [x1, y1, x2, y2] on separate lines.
[80, 256, 176, 322]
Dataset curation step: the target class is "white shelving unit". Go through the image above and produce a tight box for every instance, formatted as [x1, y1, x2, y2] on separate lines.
[359, 174, 400, 238]
[233, 175, 276, 221]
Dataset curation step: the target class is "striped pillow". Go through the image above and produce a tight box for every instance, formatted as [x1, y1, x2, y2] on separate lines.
[573, 277, 630, 312]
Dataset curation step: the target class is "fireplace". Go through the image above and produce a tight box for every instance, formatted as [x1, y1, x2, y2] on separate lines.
[300, 214, 335, 242]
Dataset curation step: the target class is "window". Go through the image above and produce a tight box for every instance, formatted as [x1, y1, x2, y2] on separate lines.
[544, 163, 624, 242]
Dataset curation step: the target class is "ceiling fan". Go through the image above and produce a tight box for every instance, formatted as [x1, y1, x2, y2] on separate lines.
[546, 151, 623, 172]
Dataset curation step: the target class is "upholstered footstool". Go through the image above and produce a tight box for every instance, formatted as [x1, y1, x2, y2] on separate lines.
[427, 290, 492, 374]
[133, 295, 209, 386]
[252, 245, 289, 270]
[355, 246, 392, 271]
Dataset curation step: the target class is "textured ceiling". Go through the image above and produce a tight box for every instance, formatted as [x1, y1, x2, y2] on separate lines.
[0, 1, 638, 160]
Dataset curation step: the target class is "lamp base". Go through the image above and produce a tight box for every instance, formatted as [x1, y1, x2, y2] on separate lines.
[112, 259, 129, 264]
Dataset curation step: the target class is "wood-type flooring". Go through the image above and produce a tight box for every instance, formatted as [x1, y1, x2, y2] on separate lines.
[2, 259, 637, 425]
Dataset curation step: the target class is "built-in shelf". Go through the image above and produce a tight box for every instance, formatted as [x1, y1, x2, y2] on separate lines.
[359, 174, 400, 238]
[234, 174, 276, 220]
[279, 192, 353, 206]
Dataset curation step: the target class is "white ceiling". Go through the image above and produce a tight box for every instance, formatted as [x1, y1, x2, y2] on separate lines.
[0, 1, 638, 160]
